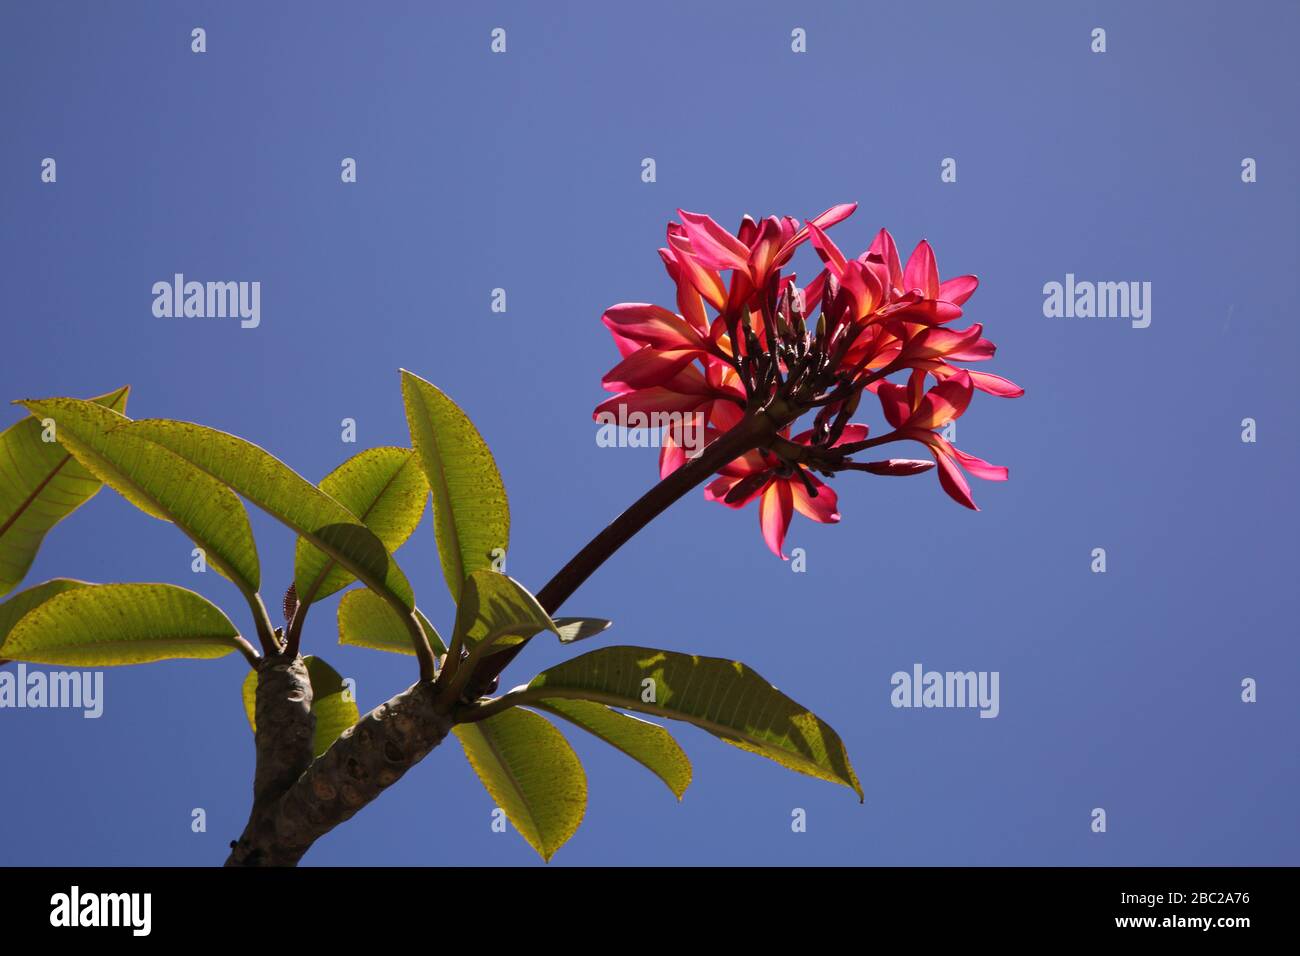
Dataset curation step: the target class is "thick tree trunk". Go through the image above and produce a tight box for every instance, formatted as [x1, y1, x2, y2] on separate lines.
[225, 655, 314, 866]
[225, 658, 452, 866]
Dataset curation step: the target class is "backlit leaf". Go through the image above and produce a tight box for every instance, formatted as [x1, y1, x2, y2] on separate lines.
[452, 568, 555, 657]
[0, 386, 128, 596]
[294, 447, 427, 606]
[0, 582, 242, 666]
[121, 419, 414, 612]
[506, 645, 862, 800]
[452, 706, 586, 861]
[533, 698, 691, 799]
[18, 397, 260, 597]
[400, 371, 509, 602]
[337, 588, 447, 657]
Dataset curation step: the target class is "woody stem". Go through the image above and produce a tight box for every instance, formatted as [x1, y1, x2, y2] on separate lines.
[534, 409, 780, 614]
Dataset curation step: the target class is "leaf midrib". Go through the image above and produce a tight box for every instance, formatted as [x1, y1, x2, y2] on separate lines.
[473, 722, 545, 849]
[0, 387, 128, 542]
[8, 632, 236, 653]
[512, 686, 836, 781]
[410, 389, 465, 585]
[0, 451, 74, 540]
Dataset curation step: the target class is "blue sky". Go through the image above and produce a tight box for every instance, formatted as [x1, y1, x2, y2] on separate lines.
[1, 0, 1297, 865]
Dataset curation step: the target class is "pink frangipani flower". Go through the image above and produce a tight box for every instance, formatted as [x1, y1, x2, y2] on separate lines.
[595, 204, 1022, 556]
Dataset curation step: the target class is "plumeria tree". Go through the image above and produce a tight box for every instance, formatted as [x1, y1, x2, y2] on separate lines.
[0, 204, 1020, 865]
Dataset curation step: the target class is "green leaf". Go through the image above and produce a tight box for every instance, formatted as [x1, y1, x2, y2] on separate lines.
[240, 670, 256, 729]
[0, 386, 128, 596]
[301, 657, 360, 756]
[533, 698, 691, 799]
[294, 447, 427, 607]
[121, 419, 414, 611]
[0, 582, 243, 666]
[452, 568, 555, 657]
[553, 617, 612, 644]
[242, 655, 360, 758]
[400, 371, 509, 603]
[337, 588, 447, 657]
[509, 645, 863, 800]
[18, 397, 260, 598]
[452, 707, 586, 861]
[0, 578, 91, 646]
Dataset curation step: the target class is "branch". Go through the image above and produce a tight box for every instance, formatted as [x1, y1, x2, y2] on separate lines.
[245, 592, 280, 657]
[284, 593, 308, 658]
[225, 403, 789, 865]
[226, 655, 315, 866]
[226, 677, 451, 866]
[402, 609, 437, 683]
[534, 409, 782, 614]
[232, 634, 261, 668]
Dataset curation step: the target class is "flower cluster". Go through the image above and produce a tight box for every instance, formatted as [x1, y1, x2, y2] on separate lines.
[595, 204, 1023, 558]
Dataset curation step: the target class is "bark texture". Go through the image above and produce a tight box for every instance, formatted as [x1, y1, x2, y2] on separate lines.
[226, 660, 451, 866]
[226, 655, 315, 866]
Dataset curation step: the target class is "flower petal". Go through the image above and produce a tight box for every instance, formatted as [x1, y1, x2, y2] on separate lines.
[838, 260, 886, 321]
[777, 202, 858, 263]
[938, 274, 979, 306]
[905, 370, 974, 430]
[747, 216, 784, 284]
[716, 447, 770, 478]
[593, 387, 706, 420]
[967, 370, 1025, 398]
[790, 472, 840, 523]
[946, 337, 997, 362]
[758, 481, 794, 559]
[704, 474, 742, 505]
[666, 233, 728, 311]
[903, 240, 940, 299]
[833, 423, 870, 446]
[865, 228, 903, 290]
[677, 209, 752, 274]
[659, 437, 686, 479]
[707, 398, 745, 432]
[602, 303, 706, 350]
[885, 297, 964, 326]
[806, 221, 848, 277]
[932, 449, 978, 510]
[601, 347, 700, 391]
[609, 330, 643, 359]
[900, 324, 986, 362]
[950, 445, 1009, 481]
[876, 382, 912, 430]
